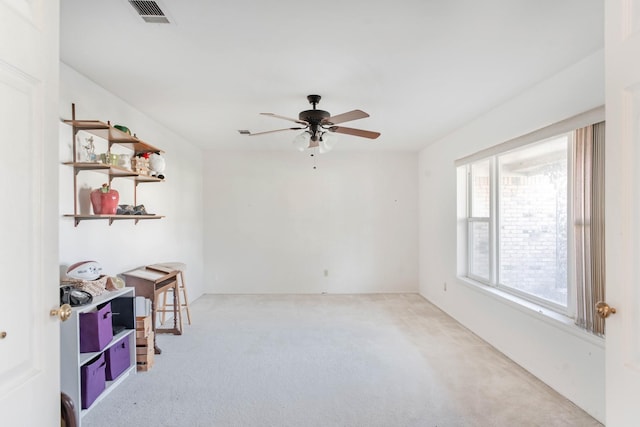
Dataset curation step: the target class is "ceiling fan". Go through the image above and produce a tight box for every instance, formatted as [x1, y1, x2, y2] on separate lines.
[239, 95, 380, 152]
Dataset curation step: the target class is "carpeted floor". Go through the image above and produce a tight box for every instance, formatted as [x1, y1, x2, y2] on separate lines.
[82, 294, 601, 427]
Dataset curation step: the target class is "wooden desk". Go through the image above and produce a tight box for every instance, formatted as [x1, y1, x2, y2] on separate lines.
[122, 265, 182, 354]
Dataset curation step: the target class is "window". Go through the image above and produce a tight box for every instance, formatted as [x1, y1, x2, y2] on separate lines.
[457, 110, 605, 324]
[497, 135, 569, 308]
[461, 136, 569, 311]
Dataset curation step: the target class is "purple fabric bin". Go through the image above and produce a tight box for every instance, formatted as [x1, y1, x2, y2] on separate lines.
[105, 336, 130, 380]
[79, 302, 113, 353]
[81, 353, 106, 409]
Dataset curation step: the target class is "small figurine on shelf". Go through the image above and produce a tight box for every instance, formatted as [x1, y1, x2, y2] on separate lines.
[90, 183, 119, 215]
[81, 136, 96, 162]
[149, 153, 165, 179]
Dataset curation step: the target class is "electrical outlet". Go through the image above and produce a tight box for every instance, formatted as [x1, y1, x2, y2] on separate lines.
[444, 282, 447, 291]
[324, 269, 329, 277]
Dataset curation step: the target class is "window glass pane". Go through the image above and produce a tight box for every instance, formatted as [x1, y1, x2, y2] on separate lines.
[471, 160, 491, 217]
[469, 221, 490, 281]
[498, 135, 568, 306]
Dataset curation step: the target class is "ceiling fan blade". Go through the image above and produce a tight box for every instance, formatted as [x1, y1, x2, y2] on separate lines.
[323, 109, 369, 125]
[242, 127, 305, 136]
[328, 126, 380, 139]
[260, 112, 308, 125]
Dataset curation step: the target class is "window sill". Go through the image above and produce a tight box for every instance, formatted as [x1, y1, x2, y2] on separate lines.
[457, 276, 605, 348]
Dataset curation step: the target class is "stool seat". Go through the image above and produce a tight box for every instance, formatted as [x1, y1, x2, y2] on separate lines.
[155, 262, 191, 328]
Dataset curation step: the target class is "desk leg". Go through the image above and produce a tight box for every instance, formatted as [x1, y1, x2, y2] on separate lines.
[150, 298, 162, 354]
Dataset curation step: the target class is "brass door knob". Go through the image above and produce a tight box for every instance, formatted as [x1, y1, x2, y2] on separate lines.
[595, 301, 617, 319]
[50, 304, 72, 322]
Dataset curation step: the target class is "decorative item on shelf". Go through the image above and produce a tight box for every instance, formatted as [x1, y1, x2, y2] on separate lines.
[133, 204, 148, 215]
[114, 124, 131, 135]
[149, 152, 165, 179]
[59, 285, 93, 307]
[90, 183, 119, 215]
[132, 153, 150, 176]
[61, 275, 108, 297]
[107, 276, 126, 290]
[60, 272, 123, 298]
[81, 136, 96, 162]
[67, 260, 103, 281]
[116, 204, 148, 215]
[117, 154, 131, 170]
[116, 204, 134, 215]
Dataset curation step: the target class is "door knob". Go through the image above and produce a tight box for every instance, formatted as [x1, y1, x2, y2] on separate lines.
[50, 304, 72, 322]
[595, 301, 617, 319]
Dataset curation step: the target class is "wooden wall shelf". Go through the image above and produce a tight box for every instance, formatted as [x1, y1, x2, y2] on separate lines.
[63, 162, 165, 182]
[62, 119, 163, 155]
[63, 214, 165, 227]
[62, 104, 166, 226]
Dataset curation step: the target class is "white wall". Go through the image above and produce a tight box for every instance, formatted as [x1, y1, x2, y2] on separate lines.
[418, 50, 606, 421]
[58, 63, 205, 300]
[204, 150, 418, 294]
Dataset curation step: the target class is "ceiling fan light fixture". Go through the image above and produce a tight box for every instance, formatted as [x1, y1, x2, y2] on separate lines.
[293, 131, 310, 152]
[292, 128, 337, 153]
[319, 131, 337, 154]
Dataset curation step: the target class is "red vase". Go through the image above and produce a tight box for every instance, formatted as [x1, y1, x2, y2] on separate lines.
[90, 187, 119, 215]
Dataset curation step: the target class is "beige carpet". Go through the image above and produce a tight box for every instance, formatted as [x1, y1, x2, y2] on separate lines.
[82, 294, 601, 427]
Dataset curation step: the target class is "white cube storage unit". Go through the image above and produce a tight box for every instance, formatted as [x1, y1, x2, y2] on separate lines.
[60, 287, 137, 425]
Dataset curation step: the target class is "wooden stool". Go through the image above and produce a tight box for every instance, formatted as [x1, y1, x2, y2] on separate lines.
[156, 262, 191, 327]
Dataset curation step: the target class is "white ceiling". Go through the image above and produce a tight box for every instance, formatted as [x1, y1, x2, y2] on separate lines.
[60, 0, 603, 152]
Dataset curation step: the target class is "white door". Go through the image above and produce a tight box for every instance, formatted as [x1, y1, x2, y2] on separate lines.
[605, 0, 640, 425]
[0, 1, 60, 426]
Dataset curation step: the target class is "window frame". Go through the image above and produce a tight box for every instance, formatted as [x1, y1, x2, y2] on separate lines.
[461, 136, 573, 315]
[465, 158, 493, 284]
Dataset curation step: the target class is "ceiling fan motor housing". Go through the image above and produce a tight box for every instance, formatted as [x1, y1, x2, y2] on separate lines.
[299, 106, 330, 141]
[299, 109, 330, 124]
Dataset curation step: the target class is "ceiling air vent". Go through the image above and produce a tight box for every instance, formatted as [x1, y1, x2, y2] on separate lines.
[129, 1, 170, 24]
